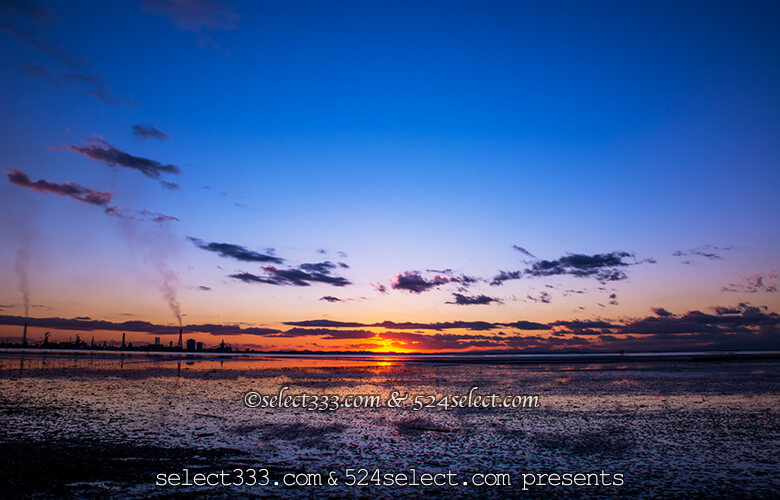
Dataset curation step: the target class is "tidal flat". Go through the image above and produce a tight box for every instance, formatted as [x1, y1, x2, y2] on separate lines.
[0, 352, 778, 498]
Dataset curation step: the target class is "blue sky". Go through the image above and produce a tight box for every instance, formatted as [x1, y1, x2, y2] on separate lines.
[0, 1, 778, 351]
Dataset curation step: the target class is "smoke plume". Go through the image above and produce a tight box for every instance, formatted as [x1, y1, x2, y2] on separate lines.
[15, 248, 30, 317]
[157, 263, 182, 326]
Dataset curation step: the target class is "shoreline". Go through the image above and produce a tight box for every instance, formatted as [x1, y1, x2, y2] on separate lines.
[1, 347, 779, 365]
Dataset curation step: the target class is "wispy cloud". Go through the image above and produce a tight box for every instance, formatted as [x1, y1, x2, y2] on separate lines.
[61, 72, 135, 105]
[673, 244, 734, 263]
[512, 245, 536, 258]
[492, 250, 652, 285]
[106, 207, 179, 223]
[0, 10, 86, 70]
[721, 272, 778, 294]
[132, 124, 170, 142]
[187, 237, 283, 264]
[7, 168, 178, 223]
[7, 168, 112, 206]
[490, 270, 522, 286]
[526, 291, 552, 304]
[142, 0, 239, 54]
[2, 2, 137, 104]
[22, 62, 135, 105]
[230, 262, 351, 287]
[63, 139, 180, 179]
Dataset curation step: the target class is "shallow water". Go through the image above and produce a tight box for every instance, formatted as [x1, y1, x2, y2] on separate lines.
[1, 353, 778, 498]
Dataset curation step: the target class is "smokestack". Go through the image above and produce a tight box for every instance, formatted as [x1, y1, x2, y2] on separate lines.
[178, 328, 183, 350]
[121, 332, 126, 349]
[22, 322, 27, 346]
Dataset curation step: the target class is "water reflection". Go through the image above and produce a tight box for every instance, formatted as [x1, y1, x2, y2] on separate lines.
[0, 351, 777, 498]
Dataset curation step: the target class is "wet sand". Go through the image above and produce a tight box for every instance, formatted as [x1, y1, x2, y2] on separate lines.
[1, 353, 778, 498]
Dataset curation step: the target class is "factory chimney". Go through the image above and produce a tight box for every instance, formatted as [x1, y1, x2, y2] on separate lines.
[121, 332, 126, 349]
[22, 322, 28, 346]
[178, 328, 183, 350]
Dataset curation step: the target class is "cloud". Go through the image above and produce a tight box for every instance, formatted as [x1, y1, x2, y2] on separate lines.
[490, 270, 522, 286]
[21, 62, 133, 104]
[102, 206, 178, 223]
[492, 251, 648, 285]
[283, 319, 367, 328]
[142, 0, 239, 53]
[320, 296, 342, 303]
[284, 319, 503, 331]
[525, 252, 635, 280]
[548, 319, 616, 335]
[651, 307, 673, 317]
[4, 300, 776, 351]
[272, 328, 376, 340]
[673, 245, 734, 262]
[7, 168, 178, 224]
[138, 209, 179, 223]
[0, 11, 86, 70]
[447, 293, 502, 305]
[61, 72, 134, 105]
[64, 139, 180, 179]
[1, 0, 55, 23]
[614, 304, 779, 338]
[22, 62, 61, 86]
[2, 2, 135, 104]
[721, 272, 778, 294]
[198, 285, 211, 291]
[7, 168, 112, 206]
[132, 124, 169, 141]
[0, 314, 279, 336]
[103, 207, 179, 223]
[526, 291, 552, 303]
[160, 180, 180, 190]
[512, 245, 536, 258]
[187, 237, 283, 264]
[230, 262, 351, 287]
[391, 271, 453, 293]
[498, 320, 549, 330]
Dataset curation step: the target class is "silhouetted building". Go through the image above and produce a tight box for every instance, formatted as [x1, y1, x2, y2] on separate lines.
[154, 336, 161, 345]
[186, 338, 196, 351]
[196, 341, 204, 351]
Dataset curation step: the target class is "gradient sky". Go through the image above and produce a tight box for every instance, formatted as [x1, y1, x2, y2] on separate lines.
[1, 0, 778, 352]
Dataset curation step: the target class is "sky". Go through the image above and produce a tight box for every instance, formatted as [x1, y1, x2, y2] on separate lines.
[0, 0, 778, 352]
